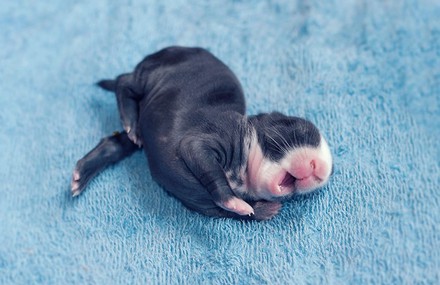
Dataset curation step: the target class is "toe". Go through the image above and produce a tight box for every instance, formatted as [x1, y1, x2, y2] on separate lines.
[72, 169, 80, 181]
[220, 197, 254, 216]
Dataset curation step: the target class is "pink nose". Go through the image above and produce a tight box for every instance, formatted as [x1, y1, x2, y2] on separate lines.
[291, 159, 315, 179]
[291, 158, 328, 181]
[310, 160, 316, 170]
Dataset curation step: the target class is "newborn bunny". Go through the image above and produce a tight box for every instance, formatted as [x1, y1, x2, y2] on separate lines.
[71, 46, 333, 220]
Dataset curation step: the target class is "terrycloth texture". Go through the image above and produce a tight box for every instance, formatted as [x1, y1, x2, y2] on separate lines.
[0, 0, 439, 284]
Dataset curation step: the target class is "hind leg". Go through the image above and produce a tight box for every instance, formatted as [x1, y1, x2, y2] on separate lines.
[114, 74, 144, 147]
[71, 131, 139, 197]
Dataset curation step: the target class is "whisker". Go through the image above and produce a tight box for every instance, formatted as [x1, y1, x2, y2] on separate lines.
[271, 128, 292, 151]
[266, 132, 289, 154]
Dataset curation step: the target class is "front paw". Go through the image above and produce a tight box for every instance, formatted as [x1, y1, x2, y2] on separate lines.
[218, 197, 255, 216]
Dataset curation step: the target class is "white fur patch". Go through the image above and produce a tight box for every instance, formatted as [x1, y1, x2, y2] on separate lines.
[245, 130, 282, 200]
[226, 126, 333, 200]
[247, 133, 333, 199]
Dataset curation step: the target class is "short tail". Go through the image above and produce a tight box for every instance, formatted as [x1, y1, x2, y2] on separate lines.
[96, 79, 117, 92]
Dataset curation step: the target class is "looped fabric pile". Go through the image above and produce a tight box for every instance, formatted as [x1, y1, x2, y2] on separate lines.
[0, 0, 438, 284]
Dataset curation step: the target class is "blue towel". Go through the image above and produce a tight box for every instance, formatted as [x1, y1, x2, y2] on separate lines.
[1, 0, 438, 284]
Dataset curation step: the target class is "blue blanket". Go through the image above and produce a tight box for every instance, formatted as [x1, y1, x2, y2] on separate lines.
[1, 0, 438, 284]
